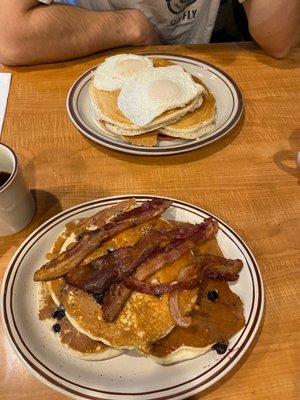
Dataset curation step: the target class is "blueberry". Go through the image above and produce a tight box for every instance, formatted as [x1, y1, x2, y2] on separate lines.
[93, 293, 105, 305]
[53, 307, 65, 320]
[76, 233, 84, 241]
[212, 341, 228, 354]
[52, 323, 61, 333]
[207, 289, 219, 302]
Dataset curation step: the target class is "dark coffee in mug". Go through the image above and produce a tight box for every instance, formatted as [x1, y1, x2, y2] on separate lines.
[0, 143, 35, 236]
[0, 171, 11, 188]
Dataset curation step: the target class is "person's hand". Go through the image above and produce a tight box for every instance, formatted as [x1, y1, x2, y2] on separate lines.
[124, 9, 161, 46]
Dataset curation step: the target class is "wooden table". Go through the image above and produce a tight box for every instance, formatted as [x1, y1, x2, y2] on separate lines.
[0, 42, 299, 400]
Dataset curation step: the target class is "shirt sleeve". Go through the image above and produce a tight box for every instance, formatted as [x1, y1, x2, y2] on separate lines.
[38, 0, 53, 4]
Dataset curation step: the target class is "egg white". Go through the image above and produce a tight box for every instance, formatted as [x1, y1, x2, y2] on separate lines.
[93, 54, 154, 91]
[117, 65, 204, 127]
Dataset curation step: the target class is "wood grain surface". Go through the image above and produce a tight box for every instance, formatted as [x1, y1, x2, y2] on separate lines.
[0, 42, 299, 400]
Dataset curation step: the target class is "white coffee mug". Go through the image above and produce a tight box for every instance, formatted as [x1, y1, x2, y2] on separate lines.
[0, 143, 36, 236]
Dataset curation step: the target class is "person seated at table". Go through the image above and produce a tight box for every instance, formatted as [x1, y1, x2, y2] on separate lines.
[0, 0, 299, 66]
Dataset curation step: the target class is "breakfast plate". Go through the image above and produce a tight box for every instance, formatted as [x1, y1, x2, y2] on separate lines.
[1, 195, 263, 400]
[67, 53, 243, 156]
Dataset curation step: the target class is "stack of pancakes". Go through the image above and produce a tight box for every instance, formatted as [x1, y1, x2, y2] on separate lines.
[89, 54, 217, 147]
[38, 205, 244, 364]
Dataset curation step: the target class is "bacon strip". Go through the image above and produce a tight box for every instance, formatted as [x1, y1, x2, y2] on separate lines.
[66, 230, 161, 293]
[33, 198, 171, 281]
[123, 255, 243, 296]
[65, 247, 131, 293]
[197, 254, 243, 281]
[77, 200, 137, 231]
[124, 275, 201, 295]
[66, 221, 216, 294]
[101, 219, 218, 321]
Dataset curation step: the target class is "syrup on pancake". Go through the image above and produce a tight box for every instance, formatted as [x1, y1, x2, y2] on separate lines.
[36, 200, 245, 363]
[148, 240, 245, 359]
[46, 219, 198, 353]
[38, 282, 120, 359]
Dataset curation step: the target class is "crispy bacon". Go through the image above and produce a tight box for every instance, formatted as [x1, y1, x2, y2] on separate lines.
[77, 200, 137, 231]
[124, 275, 201, 295]
[33, 198, 171, 281]
[134, 219, 218, 280]
[196, 254, 243, 281]
[65, 247, 131, 293]
[66, 230, 161, 293]
[67, 220, 217, 295]
[101, 219, 218, 321]
[101, 282, 131, 321]
[123, 255, 243, 296]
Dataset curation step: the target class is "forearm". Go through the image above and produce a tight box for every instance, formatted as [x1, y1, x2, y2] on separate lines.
[243, 0, 300, 58]
[0, 1, 145, 65]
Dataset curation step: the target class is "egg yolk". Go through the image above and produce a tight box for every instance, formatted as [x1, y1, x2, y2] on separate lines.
[148, 79, 181, 102]
[115, 59, 146, 76]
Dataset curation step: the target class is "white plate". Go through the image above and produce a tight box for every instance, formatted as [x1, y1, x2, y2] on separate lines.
[67, 54, 243, 156]
[1, 195, 263, 400]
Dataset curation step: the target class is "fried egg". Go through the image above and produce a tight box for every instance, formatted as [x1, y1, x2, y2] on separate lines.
[93, 54, 154, 91]
[117, 66, 204, 127]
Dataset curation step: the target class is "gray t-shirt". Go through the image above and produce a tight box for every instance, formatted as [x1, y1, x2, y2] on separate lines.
[53, 0, 221, 44]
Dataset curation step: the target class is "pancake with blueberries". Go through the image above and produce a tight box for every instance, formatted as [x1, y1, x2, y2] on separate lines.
[46, 218, 198, 354]
[38, 281, 122, 360]
[35, 199, 245, 364]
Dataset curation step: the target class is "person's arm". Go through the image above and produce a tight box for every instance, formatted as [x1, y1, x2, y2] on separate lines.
[0, 0, 160, 66]
[242, 0, 300, 58]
